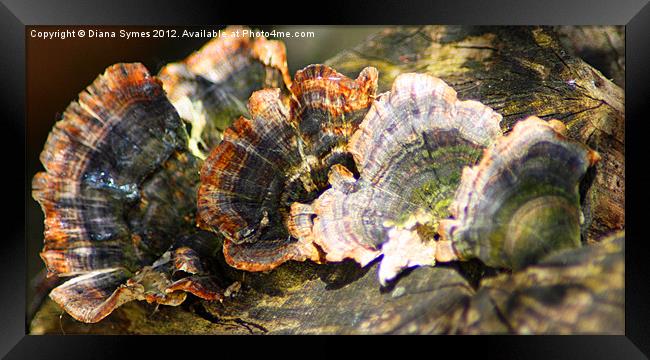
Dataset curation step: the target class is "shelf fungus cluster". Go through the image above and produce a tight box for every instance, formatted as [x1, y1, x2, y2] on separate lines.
[32, 27, 292, 323]
[299, 74, 504, 285]
[438, 117, 600, 270]
[158, 25, 291, 159]
[33, 28, 602, 324]
[32, 63, 221, 323]
[197, 64, 379, 271]
[197, 70, 600, 285]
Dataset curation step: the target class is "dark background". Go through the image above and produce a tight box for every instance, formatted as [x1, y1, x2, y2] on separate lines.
[25, 25, 381, 318]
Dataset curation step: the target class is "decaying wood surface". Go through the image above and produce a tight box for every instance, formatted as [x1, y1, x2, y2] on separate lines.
[30, 26, 625, 335]
[556, 26, 625, 88]
[456, 232, 624, 334]
[29, 232, 624, 335]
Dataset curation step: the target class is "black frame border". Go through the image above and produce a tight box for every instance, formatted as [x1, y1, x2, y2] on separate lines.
[2, 0, 649, 358]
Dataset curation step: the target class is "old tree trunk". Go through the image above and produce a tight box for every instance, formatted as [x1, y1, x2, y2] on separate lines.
[30, 26, 625, 335]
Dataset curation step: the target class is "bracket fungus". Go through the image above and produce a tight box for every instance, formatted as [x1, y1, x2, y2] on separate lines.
[32, 28, 297, 323]
[32, 63, 223, 323]
[159, 25, 292, 159]
[291, 74, 599, 285]
[197, 64, 378, 271]
[438, 116, 601, 269]
[197, 69, 599, 286]
[298, 73, 503, 285]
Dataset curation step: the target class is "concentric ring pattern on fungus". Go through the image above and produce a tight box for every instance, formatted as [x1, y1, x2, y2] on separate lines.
[293, 73, 503, 284]
[438, 116, 601, 270]
[159, 25, 292, 159]
[33, 28, 297, 323]
[32, 63, 223, 323]
[197, 64, 378, 271]
[290, 74, 599, 285]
